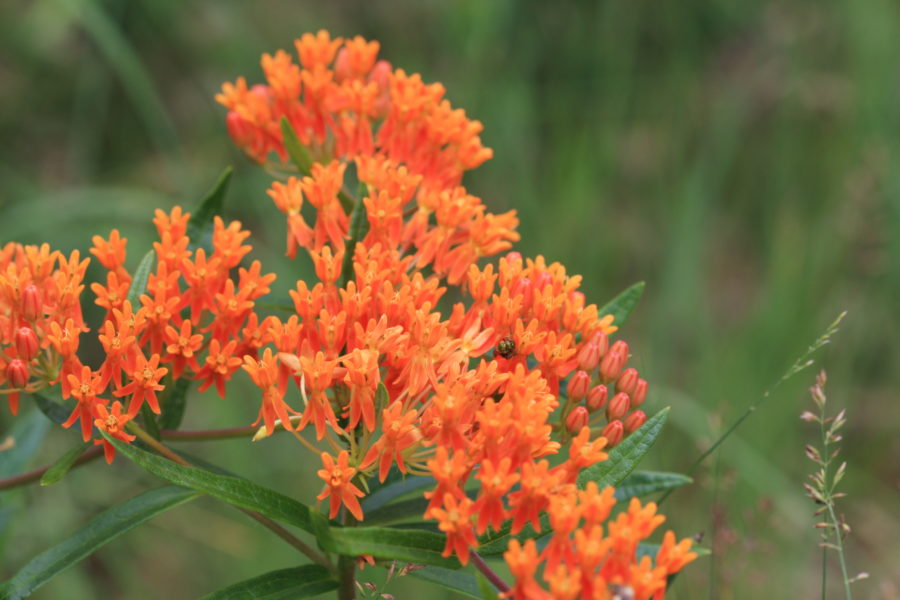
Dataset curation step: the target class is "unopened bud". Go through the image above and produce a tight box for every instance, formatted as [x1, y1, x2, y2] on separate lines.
[504, 251, 523, 266]
[588, 331, 609, 357]
[6, 359, 29, 389]
[631, 379, 648, 407]
[607, 392, 631, 421]
[624, 410, 647, 434]
[616, 368, 639, 396]
[512, 277, 534, 306]
[21, 284, 42, 321]
[15, 327, 39, 360]
[577, 342, 601, 371]
[567, 370, 591, 400]
[599, 340, 628, 381]
[586, 385, 609, 412]
[566, 406, 589, 434]
[534, 272, 553, 291]
[334, 47, 351, 81]
[602, 420, 624, 447]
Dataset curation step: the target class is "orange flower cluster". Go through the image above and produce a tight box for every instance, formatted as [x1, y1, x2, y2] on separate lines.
[504, 489, 696, 600]
[0, 29, 696, 599]
[217, 30, 492, 192]
[215, 31, 690, 595]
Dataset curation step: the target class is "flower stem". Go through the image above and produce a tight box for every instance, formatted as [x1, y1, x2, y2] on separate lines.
[0, 445, 103, 491]
[470, 550, 510, 594]
[337, 509, 357, 600]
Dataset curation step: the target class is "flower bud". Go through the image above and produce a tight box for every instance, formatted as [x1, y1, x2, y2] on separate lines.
[565, 406, 589, 434]
[15, 327, 39, 360]
[535, 272, 553, 292]
[588, 331, 609, 357]
[577, 342, 601, 371]
[586, 384, 608, 412]
[334, 47, 351, 81]
[631, 379, 648, 407]
[21, 284, 42, 321]
[606, 392, 631, 421]
[6, 359, 29, 389]
[599, 340, 628, 382]
[567, 370, 591, 400]
[602, 420, 624, 447]
[625, 410, 647, 434]
[511, 277, 534, 306]
[616, 367, 639, 396]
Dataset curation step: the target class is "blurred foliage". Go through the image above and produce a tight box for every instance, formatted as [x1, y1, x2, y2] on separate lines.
[1, 0, 898, 598]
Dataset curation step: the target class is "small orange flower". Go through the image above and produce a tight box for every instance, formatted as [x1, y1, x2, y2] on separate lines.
[93, 401, 136, 463]
[64, 364, 104, 441]
[430, 493, 478, 565]
[115, 352, 167, 414]
[316, 450, 364, 521]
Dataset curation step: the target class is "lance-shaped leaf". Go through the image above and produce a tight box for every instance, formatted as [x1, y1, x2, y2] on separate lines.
[39, 440, 93, 486]
[361, 474, 435, 513]
[157, 377, 192, 431]
[31, 391, 71, 426]
[321, 526, 460, 568]
[0, 410, 50, 479]
[613, 471, 693, 501]
[107, 437, 313, 533]
[0, 486, 198, 600]
[407, 566, 482, 599]
[198, 565, 338, 600]
[340, 191, 368, 288]
[577, 407, 670, 489]
[280, 117, 314, 174]
[187, 167, 233, 252]
[126, 249, 155, 307]
[598, 281, 646, 328]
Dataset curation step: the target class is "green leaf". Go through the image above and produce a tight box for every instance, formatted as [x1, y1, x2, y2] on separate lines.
[198, 565, 337, 600]
[475, 517, 549, 557]
[477, 574, 501, 600]
[407, 566, 481, 599]
[363, 496, 430, 526]
[31, 392, 71, 427]
[280, 117, 314, 174]
[187, 167, 233, 252]
[598, 281, 645, 328]
[340, 190, 368, 287]
[139, 403, 161, 441]
[0, 486, 198, 600]
[322, 526, 460, 568]
[361, 475, 435, 513]
[636, 542, 711, 562]
[108, 437, 313, 533]
[39, 441, 93, 486]
[126, 250, 155, 307]
[0, 410, 50, 478]
[577, 407, 670, 489]
[158, 378, 192, 431]
[613, 471, 693, 501]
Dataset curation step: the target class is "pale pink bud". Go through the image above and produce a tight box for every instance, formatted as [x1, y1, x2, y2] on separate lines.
[586, 384, 609, 412]
[535, 272, 553, 291]
[625, 410, 647, 434]
[631, 379, 648, 407]
[334, 47, 351, 81]
[6, 359, 29, 389]
[589, 331, 609, 357]
[512, 277, 534, 306]
[15, 327, 39, 360]
[566, 406, 590, 434]
[602, 420, 624, 447]
[567, 370, 591, 400]
[607, 392, 631, 421]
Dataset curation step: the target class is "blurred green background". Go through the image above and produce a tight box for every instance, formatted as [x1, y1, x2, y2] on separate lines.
[1, 0, 898, 598]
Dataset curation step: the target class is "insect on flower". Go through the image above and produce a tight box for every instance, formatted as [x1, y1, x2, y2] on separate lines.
[496, 336, 516, 359]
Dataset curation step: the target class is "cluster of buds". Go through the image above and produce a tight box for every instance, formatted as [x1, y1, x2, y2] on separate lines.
[564, 335, 649, 447]
[0, 243, 88, 415]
